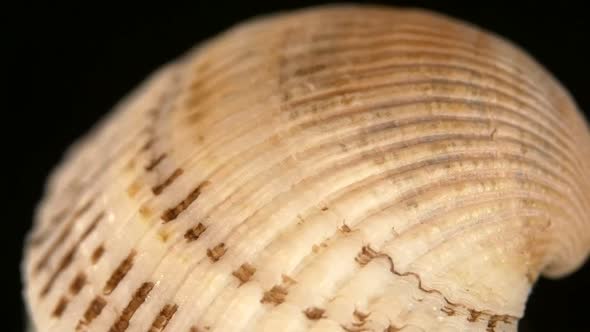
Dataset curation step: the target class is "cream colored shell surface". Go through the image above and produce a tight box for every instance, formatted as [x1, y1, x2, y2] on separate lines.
[22, 5, 590, 332]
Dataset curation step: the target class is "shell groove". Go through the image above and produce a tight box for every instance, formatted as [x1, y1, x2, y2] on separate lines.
[23, 5, 590, 332]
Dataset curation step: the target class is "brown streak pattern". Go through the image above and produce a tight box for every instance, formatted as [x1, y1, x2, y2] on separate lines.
[69, 272, 86, 295]
[161, 182, 209, 222]
[103, 251, 136, 295]
[49, 272, 88, 320]
[34, 200, 96, 273]
[52, 296, 68, 317]
[441, 306, 455, 316]
[184, 223, 207, 242]
[148, 304, 178, 332]
[261, 285, 288, 305]
[63, 199, 94, 226]
[152, 168, 184, 195]
[34, 224, 72, 273]
[468, 309, 482, 322]
[39, 212, 104, 297]
[49, 207, 70, 225]
[355, 245, 517, 323]
[206, 243, 227, 262]
[76, 296, 107, 331]
[29, 230, 49, 247]
[232, 263, 256, 285]
[108, 282, 154, 332]
[91, 244, 105, 264]
[145, 153, 167, 171]
[140, 138, 155, 152]
[303, 307, 326, 320]
[486, 315, 512, 332]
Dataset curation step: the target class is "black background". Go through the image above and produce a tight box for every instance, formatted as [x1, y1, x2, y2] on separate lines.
[6, 1, 589, 331]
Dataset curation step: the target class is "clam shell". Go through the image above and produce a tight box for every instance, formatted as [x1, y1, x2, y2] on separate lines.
[23, 5, 590, 332]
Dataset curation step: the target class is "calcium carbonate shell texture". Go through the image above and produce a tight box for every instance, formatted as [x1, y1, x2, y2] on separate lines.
[23, 5, 590, 332]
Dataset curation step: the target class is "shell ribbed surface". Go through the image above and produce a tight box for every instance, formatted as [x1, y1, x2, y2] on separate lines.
[23, 5, 590, 332]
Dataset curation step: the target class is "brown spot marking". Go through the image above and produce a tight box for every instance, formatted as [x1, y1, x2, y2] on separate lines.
[487, 315, 512, 332]
[51, 199, 93, 227]
[405, 200, 419, 209]
[50, 207, 69, 225]
[312, 244, 320, 253]
[69, 272, 86, 295]
[340, 223, 352, 233]
[124, 157, 136, 171]
[140, 138, 155, 152]
[108, 282, 154, 332]
[29, 229, 49, 247]
[232, 263, 256, 285]
[355, 246, 378, 266]
[261, 285, 288, 305]
[91, 245, 105, 264]
[52, 296, 69, 317]
[145, 153, 167, 171]
[184, 223, 207, 242]
[281, 274, 297, 285]
[441, 305, 455, 316]
[40, 212, 104, 297]
[148, 303, 178, 332]
[161, 181, 209, 222]
[148, 106, 159, 117]
[158, 230, 170, 242]
[207, 243, 226, 262]
[76, 296, 106, 331]
[303, 307, 325, 320]
[468, 309, 482, 322]
[152, 168, 184, 195]
[490, 128, 498, 140]
[186, 110, 205, 124]
[69, 199, 95, 223]
[80, 211, 104, 239]
[127, 180, 142, 198]
[321, 206, 329, 211]
[293, 64, 327, 76]
[311, 242, 328, 253]
[139, 205, 153, 218]
[103, 251, 136, 295]
[296, 214, 305, 224]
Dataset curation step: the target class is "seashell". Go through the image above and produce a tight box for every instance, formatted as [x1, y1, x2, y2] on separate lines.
[22, 5, 590, 332]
